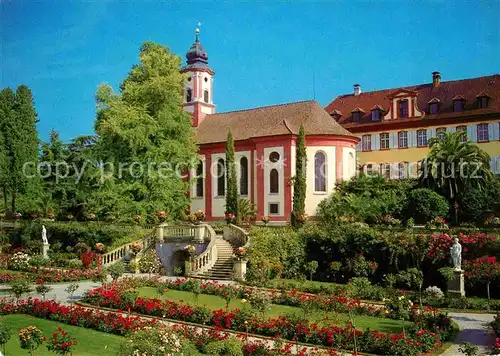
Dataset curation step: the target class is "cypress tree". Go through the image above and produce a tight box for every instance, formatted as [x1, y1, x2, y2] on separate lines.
[225, 130, 238, 221]
[292, 124, 307, 227]
[9, 85, 39, 213]
[0, 88, 15, 213]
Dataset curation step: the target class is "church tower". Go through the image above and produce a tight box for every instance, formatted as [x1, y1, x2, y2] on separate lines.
[181, 27, 215, 127]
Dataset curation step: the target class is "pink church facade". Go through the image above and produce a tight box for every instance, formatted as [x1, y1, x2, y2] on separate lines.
[182, 30, 359, 222]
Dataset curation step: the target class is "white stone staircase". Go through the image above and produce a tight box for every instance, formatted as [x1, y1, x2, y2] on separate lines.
[199, 238, 234, 280]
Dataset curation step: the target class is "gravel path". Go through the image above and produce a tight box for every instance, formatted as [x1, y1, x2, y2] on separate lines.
[443, 312, 497, 356]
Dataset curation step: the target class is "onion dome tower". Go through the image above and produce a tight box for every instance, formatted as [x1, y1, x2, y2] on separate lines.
[182, 27, 215, 127]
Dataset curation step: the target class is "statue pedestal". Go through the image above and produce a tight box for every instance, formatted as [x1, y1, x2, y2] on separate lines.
[42, 243, 50, 259]
[447, 269, 465, 297]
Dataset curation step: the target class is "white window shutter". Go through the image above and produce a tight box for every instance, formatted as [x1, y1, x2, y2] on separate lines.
[373, 134, 380, 150]
[471, 125, 478, 142]
[430, 128, 436, 138]
[410, 130, 417, 147]
[467, 125, 475, 142]
[389, 133, 394, 148]
[488, 123, 495, 141]
[390, 163, 399, 179]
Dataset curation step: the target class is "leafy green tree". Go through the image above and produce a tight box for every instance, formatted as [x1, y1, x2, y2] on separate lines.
[420, 131, 493, 225]
[95, 41, 198, 221]
[225, 130, 238, 222]
[406, 188, 449, 224]
[291, 125, 307, 227]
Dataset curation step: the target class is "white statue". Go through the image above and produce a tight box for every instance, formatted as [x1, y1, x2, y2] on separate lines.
[450, 237, 462, 270]
[42, 225, 48, 245]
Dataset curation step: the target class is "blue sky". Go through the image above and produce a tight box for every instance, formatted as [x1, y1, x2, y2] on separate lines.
[2, 1, 499, 142]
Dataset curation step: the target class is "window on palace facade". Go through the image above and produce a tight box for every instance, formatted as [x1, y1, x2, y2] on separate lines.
[239, 157, 249, 196]
[399, 100, 409, 118]
[269, 203, 279, 215]
[398, 131, 408, 148]
[186, 88, 192, 103]
[380, 163, 391, 179]
[456, 126, 467, 142]
[270, 169, 279, 194]
[195, 161, 203, 198]
[314, 152, 327, 192]
[399, 162, 409, 179]
[203, 90, 209, 103]
[429, 102, 439, 114]
[477, 96, 489, 109]
[436, 127, 446, 141]
[365, 164, 373, 175]
[217, 158, 225, 196]
[371, 109, 381, 121]
[362, 135, 371, 151]
[380, 133, 390, 149]
[453, 99, 465, 112]
[417, 129, 427, 147]
[477, 123, 489, 142]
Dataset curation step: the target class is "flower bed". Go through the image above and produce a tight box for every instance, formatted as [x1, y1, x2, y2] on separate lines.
[0, 268, 102, 284]
[82, 283, 454, 355]
[0, 298, 155, 335]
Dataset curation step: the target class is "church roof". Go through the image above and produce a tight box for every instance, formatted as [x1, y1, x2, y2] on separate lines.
[195, 100, 356, 144]
[183, 29, 211, 71]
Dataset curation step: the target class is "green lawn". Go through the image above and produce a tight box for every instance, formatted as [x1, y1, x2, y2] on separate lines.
[0, 314, 123, 356]
[138, 287, 412, 333]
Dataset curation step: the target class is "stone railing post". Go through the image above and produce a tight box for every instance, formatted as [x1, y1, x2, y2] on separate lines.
[233, 259, 247, 281]
[193, 224, 205, 243]
[156, 223, 166, 242]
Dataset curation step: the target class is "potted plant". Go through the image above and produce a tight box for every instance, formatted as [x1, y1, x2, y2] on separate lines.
[225, 212, 235, 225]
[155, 211, 168, 223]
[261, 216, 270, 226]
[130, 241, 142, 255]
[194, 210, 205, 224]
[234, 246, 247, 260]
[95, 243, 106, 254]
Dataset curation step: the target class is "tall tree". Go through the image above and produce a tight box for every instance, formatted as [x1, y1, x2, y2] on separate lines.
[0, 86, 38, 214]
[0, 88, 15, 213]
[291, 125, 307, 227]
[420, 130, 492, 225]
[11, 85, 39, 214]
[95, 41, 198, 221]
[225, 130, 238, 221]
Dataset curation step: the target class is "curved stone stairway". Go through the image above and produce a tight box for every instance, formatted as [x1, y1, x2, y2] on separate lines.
[199, 238, 234, 280]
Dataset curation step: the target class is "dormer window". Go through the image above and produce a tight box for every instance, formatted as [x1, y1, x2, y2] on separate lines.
[477, 92, 489, 109]
[398, 100, 408, 118]
[370, 105, 383, 121]
[351, 107, 364, 122]
[330, 109, 342, 121]
[453, 95, 465, 112]
[428, 98, 440, 115]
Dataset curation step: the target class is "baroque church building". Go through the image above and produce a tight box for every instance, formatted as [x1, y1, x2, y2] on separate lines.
[182, 30, 359, 222]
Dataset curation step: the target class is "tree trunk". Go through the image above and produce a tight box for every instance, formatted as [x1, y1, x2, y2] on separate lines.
[2, 186, 7, 215]
[11, 191, 16, 215]
[487, 282, 490, 310]
[453, 199, 459, 226]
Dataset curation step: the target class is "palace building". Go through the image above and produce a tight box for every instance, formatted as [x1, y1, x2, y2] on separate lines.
[182, 30, 359, 221]
[325, 73, 500, 179]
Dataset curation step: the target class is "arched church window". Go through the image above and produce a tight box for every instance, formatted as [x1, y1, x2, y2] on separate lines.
[204, 90, 209, 103]
[186, 88, 192, 103]
[240, 157, 249, 196]
[195, 161, 203, 198]
[217, 159, 225, 196]
[270, 169, 279, 194]
[314, 151, 327, 192]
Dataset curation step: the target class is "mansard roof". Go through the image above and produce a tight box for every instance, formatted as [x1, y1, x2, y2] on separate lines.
[325, 74, 500, 127]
